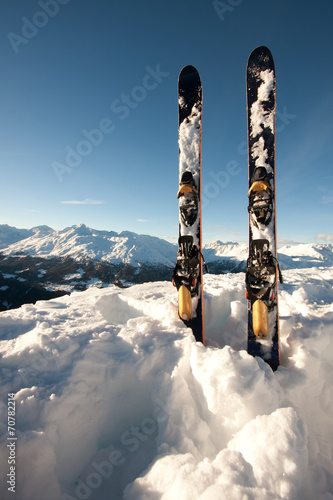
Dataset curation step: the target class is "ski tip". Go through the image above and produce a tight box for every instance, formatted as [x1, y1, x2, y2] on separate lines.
[249, 45, 272, 58]
[178, 65, 201, 85]
[179, 65, 199, 76]
[247, 46, 274, 70]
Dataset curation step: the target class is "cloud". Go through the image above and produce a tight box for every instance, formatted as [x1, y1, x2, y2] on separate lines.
[278, 238, 304, 245]
[316, 233, 333, 242]
[60, 199, 106, 205]
[322, 195, 333, 204]
[318, 182, 333, 204]
[136, 219, 150, 222]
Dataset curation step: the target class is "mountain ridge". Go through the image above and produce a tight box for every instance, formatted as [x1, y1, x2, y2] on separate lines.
[0, 224, 332, 312]
[1, 223, 332, 269]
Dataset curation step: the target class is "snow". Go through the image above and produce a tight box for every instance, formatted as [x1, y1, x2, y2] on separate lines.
[1, 263, 333, 499]
[250, 70, 275, 141]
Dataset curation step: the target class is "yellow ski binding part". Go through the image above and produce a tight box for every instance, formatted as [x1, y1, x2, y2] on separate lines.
[248, 180, 272, 196]
[252, 299, 269, 338]
[177, 184, 196, 198]
[178, 285, 192, 320]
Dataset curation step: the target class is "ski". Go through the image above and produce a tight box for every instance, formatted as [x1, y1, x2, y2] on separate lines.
[172, 65, 206, 343]
[246, 46, 283, 371]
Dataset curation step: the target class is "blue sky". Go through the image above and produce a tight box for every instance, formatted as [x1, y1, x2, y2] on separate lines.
[1, 0, 332, 244]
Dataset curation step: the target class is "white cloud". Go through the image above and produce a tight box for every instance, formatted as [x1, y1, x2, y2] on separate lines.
[60, 199, 106, 205]
[322, 195, 333, 204]
[316, 233, 333, 242]
[318, 184, 333, 204]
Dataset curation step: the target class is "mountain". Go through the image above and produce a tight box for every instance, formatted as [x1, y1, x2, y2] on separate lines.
[0, 224, 180, 311]
[2, 224, 333, 269]
[278, 242, 333, 268]
[204, 241, 248, 273]
[0, 223, 176, 266]
[0, 224, 332, 312]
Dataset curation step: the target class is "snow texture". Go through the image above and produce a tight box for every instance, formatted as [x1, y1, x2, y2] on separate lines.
[1, 261, 333, 500]
[250, 69, 275, 143]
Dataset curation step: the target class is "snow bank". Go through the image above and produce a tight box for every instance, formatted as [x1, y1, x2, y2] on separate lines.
[0, 267, 332, 499]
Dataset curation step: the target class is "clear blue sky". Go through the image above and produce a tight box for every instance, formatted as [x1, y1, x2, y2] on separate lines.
[1, 0, 332, 244]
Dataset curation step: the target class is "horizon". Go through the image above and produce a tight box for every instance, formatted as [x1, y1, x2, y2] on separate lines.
[1, 221, 332, 248]
[1, 1, 333, 245]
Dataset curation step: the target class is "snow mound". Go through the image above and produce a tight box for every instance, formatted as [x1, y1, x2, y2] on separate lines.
[0, 266, 332, 499]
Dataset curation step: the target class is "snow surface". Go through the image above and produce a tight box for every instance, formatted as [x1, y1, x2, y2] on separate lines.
[1, 265, 333, 499]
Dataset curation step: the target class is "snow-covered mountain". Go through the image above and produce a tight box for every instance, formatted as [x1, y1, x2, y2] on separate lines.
[0, 224, 176, 267]
[1, 224, 332, 269]
[0, 224, 332, 312]
[204, 241, 248, 273]
[278, 242, 333, 268]
[205, 240, 333, 270]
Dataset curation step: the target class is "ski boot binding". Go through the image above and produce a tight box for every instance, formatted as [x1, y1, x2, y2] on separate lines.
[246, 239, 282, 338]
[248, 166, 273, 227]
[178, 171, 198, 227]
[172, 235, 200, 320]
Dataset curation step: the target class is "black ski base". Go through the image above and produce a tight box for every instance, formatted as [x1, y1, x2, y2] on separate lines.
[183, 298, 204, 343]
[247, 317, 280, 372]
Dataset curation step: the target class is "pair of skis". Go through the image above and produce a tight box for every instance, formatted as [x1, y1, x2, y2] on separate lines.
[173, 47, 282, 371]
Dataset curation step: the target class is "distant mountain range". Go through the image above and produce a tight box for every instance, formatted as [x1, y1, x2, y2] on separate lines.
[0, 223, 332, 311]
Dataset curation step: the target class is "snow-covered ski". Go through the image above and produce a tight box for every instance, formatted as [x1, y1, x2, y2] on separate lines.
[246, 46, 283, 371]
[172, 65, 206, 343]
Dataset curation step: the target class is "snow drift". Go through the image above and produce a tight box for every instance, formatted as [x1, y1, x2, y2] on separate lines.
[0, 265, 333, 499]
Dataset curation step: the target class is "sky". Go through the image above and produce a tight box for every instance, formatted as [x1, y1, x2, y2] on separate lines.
[0, 0, 332, 245]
